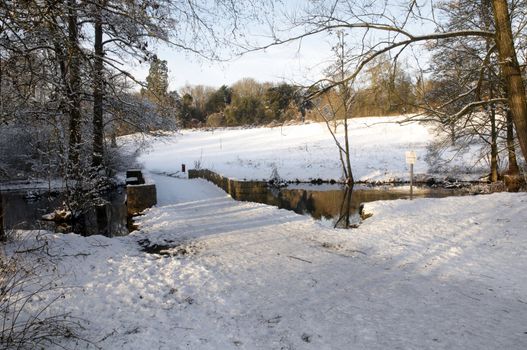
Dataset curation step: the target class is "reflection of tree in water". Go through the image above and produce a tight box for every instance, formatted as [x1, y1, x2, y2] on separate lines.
[334, 185, 354, 229]
[1, 190, 128, 236]
[235, 180, 467, 229]
[276, 189, 335, 220]
[270, 184, 468, 229]
[274, 185, 360, 227]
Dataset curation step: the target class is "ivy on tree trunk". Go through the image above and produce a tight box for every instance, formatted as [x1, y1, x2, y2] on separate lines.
[492, 0, 527, 162]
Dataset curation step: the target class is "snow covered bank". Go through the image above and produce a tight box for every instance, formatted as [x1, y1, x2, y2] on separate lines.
[6, 176, 527, 349]
[131, 116, 488, 182]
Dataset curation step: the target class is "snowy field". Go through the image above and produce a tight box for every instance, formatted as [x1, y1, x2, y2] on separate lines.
[132, 116, 487, 182]
[5, 175, 527, 349]
[4, 116, 526, 349]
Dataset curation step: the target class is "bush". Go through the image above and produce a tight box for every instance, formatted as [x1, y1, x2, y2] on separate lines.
[0, 232, 91, 349]
[206, 112, 226, 128]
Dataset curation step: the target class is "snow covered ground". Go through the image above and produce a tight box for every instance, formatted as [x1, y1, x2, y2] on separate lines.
[4, 117, 526, 349]
[131, 116, 489, 182]
[6, 175, 527, 349]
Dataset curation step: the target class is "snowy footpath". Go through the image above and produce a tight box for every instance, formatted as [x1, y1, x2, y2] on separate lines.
[8, 175, 527, 349]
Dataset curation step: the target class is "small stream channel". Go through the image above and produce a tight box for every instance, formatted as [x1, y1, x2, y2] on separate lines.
[187, 169, 470, 228]
[1, 188, 129, 236]
[227, 182, 468, 228]
[1, 177, 470, 234]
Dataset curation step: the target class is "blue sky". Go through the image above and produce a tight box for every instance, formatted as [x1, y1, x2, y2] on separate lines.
[127, 1, 437, 92]
[130, 33, 335, 91]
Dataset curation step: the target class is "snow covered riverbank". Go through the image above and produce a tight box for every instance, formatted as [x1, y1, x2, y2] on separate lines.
[132, 116, 489, 183]
[5, 176, 527, 349]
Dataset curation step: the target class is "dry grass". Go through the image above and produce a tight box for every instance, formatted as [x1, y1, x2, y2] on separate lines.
[1, 231, 94, 349]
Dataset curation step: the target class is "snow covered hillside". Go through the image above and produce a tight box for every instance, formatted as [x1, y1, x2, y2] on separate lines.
[133, 116, 488, 182]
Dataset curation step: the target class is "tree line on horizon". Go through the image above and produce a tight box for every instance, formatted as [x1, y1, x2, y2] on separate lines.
[142, 54, 420, 129]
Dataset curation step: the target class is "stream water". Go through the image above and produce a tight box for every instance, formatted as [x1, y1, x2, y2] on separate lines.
[1, 179, 470, 235]
[228, 182, 469, 228]
[1, 188, 129, 236]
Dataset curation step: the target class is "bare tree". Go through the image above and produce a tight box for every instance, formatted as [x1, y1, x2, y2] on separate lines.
[492, 0, 527, 161]
[315, 31, 354, 184]
[245, 0, 527, 164]
[65, 0, 83, 177]
[91, 0, 105, 169]
[1, 0, 271, 233]
[419, 0, 511, 182]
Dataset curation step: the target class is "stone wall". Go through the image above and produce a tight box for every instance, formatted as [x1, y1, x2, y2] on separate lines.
[127, 184, 157, 215]
[188, 169, 269, 202]
[126, 169, 157, 215]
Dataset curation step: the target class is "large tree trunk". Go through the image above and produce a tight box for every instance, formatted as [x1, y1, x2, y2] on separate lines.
[67, 0, 82, 175]
[492, 0, 527, 161]
[490, 106, 499, 182]
[483, 0, 499, 182]
[504, 109, 523, 191]
[92, 1, 104, 168]
[506, 109, 520, 174]
[0, 191, 5, 241]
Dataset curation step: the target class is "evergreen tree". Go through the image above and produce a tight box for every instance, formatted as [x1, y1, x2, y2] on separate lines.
[145, 58, 169, 100]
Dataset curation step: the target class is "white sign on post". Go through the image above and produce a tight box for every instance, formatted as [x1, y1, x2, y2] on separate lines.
[405, 151, 416, 165]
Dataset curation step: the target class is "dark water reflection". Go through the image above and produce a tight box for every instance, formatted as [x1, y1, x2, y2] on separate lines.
[1, 188, 129, 236]
[231, 183, 467, 228]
